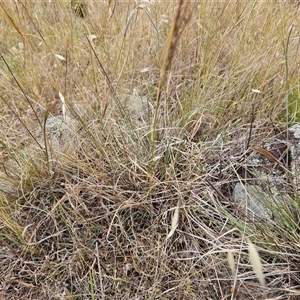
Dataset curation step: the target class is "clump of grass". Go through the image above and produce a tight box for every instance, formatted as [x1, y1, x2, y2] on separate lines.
[0, 1, 300, 299]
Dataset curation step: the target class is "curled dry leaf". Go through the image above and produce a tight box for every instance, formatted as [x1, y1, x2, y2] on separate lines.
[55, 54, 66, 61]
[227, 250, 235, 276]
[247, 238, 266, 287]
[140, 67, 150, 73]
[88, 34, 97, 42]
[58, 91, 66, 122]
[166, 202, 179, 241]
[251, 89, 261, 93]
[249, 146, 280, 163]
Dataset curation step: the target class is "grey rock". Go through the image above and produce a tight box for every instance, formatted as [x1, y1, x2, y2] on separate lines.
[233, 180, 285, 219]
[37, 116, 77, 150]
[233, 124, 300, 219]
[0, 116, 77, 195]
[234, 182, 272, 219]
[287, 124, 300, 180]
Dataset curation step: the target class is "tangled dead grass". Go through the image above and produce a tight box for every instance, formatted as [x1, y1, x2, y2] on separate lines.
[1, 1, 300, 299]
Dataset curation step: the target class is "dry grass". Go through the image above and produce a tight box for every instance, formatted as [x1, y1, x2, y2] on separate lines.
[0, 1, 300, 299]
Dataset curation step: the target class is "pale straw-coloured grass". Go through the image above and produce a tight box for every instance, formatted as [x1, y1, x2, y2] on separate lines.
[0, 1, 300, 299]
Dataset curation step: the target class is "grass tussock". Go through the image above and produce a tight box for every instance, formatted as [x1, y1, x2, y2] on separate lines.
[0, 1, 300, 299]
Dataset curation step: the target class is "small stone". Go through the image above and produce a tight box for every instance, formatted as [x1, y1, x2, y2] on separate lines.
[37, 116, 77, 150]
[234, 182, 270, 218]
[232, 124, 300, 220]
